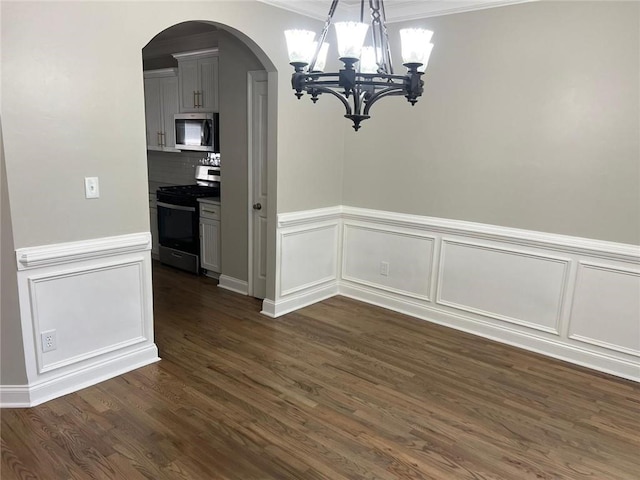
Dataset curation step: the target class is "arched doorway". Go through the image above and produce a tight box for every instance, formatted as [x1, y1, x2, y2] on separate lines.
[142, 20, 277, 303]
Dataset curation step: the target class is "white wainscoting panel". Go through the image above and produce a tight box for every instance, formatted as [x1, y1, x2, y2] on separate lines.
[30, 260, 147, 373]
[280, 224, 338, 296]
[271, 206, 640, 381]
[568, 262, 640, 357]
[265, 207, 341, 317]
[1, 233, 159, 407]
[437, 240, 569, 334]
[342, 224, 434, 300]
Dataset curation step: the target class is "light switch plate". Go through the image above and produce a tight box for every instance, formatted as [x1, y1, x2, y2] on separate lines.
[85, 177, 100, 199]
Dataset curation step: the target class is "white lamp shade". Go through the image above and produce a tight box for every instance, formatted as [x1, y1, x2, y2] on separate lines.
[359, 46, 378, 74]
[312, 42, 330, 72]
[334, 22, 369, 59]
[399, 28, 434, 65]
[285, 29, 316, 64]
[417, 43, 435, 72]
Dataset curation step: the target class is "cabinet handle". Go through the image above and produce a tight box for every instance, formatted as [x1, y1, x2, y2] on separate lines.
[160, 132, 165, 147]
[197, 91, 202, 108]
[157, 132, 162, 146]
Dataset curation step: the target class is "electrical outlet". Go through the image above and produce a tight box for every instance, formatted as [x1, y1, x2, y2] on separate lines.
[41, 330, 57, 353]
[380, 261, 390, 276]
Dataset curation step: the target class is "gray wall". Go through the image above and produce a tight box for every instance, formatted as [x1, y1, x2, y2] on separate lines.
[1, 1, 342, 251]
[343, 1, 639, 244]
[0, 119, 28, 385]
[218, 30, 264, 282]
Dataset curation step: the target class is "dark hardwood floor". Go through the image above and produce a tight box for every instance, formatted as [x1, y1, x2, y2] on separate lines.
[2, 262, 639, 479]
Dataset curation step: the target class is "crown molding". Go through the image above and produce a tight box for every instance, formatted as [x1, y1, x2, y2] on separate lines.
[259, 0, 536, 22]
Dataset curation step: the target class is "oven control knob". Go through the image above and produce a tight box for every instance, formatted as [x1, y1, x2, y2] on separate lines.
[253, 203, 262, 210]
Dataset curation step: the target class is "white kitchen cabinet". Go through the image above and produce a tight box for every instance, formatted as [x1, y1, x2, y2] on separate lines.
[199, 201, 221, 274]
[143, 69, 179, 152]
[149, 194, 159, 257]
[173, 49, 219, 113]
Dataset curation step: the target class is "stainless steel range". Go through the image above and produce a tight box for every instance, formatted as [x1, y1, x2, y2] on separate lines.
[157, 165, 220, 273]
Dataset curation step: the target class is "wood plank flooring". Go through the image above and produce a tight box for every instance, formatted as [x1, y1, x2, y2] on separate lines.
[2, 262, 639, 479]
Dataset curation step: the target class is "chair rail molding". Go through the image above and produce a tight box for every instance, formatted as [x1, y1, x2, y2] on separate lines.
[16, 232, 151, 270]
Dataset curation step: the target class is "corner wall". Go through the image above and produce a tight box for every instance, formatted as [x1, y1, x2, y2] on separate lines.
[343, 1, 640, 245]
[218, 29, 265, 283]
[1, 119, 28, 388]
[267, 206, 640, 382]
[1, 0, 345, 405]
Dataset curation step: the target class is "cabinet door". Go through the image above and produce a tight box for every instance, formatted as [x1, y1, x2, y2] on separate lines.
[178, 59, 199, 112]
[198, 56, 219, 112]
[161, 75, 179, 151]
[144, 78, 162, 150]
[200, 218, 221, 273]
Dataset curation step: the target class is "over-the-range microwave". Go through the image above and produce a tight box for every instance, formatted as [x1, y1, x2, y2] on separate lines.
[174, 112, 219, 153]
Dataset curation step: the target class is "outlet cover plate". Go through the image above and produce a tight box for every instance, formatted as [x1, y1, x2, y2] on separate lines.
[41, 330, 57, 353]
[84, 177, 100, 199]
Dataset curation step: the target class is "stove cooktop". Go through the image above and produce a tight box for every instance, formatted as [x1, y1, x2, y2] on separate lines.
[157, 184, 220, 207]
[158, 184, 219, 197]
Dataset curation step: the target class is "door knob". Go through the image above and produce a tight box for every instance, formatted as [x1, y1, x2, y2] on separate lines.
[253, 203, 262, 210]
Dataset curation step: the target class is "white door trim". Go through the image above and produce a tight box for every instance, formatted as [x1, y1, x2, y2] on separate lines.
[247, 70, 269, 298]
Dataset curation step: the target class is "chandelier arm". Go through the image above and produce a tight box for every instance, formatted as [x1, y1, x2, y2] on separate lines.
[308, 85, 354, 116]
[358, 80, 404, 88]
[305, 75, 407, 89]
[306, 73, 405, 81]
[363, 87, 406, 115]
[309, 0, 340, 72]
[355, 73, 407, 82]
[305, 80, 404, 90]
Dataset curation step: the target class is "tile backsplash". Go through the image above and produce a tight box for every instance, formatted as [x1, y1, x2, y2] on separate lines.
[147, 150, 206, 186]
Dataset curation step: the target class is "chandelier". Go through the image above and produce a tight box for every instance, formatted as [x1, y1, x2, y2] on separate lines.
[284, 0, 434, 131]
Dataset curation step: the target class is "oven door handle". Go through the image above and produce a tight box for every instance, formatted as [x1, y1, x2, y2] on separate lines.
[157, 202, 196, 212]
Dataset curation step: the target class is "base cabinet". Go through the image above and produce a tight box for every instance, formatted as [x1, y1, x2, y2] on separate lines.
[199, 201, 221, 274]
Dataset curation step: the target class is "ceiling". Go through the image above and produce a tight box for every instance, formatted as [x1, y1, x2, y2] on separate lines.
[149, 22, 217, 43]
[258, 0, 534, 22]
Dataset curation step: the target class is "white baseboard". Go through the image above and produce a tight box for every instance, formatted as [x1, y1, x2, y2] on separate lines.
[261, 282, 339, 318]
[218, 275, 249, 295]
[0, 386, 31, 408]
[340, 281, 640, 382]
[0, 345, 159, 408]
[203, 270, 220, 280]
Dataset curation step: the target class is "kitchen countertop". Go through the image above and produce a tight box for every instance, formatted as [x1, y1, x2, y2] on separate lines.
[198, 197, 221, 205]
